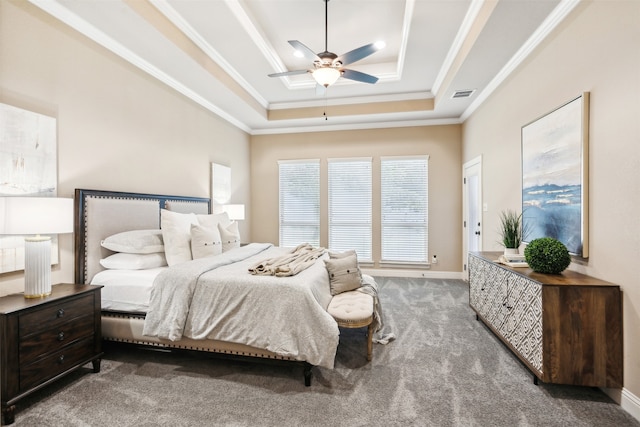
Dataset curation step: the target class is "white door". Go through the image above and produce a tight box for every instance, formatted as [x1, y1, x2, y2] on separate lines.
[463, 157, 482, 279]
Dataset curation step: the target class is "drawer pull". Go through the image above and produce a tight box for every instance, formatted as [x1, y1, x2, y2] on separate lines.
[58, 355, 65, 364]
[57, 331, 65, 341]
[57, 308, 65, 318]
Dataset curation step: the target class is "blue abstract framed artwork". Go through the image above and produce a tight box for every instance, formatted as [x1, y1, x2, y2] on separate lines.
[522, 93, 589, 258]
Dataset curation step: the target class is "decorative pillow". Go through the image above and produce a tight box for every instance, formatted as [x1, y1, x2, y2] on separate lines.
[197, 212, 231, 230]
[101, 229, 164, 254]
[190, 223, 223, 259]
[160, 209, 198, 266]
[100, 252, 167, 270]
[324, 253, 362, 295]
[218, 221, 241, 252]
[329, 249, 357, 259]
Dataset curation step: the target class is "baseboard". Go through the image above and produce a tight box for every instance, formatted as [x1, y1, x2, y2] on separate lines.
[621, 387, 640, 422]
[361, 268, 464, 280]
[600, 387, 640, 422]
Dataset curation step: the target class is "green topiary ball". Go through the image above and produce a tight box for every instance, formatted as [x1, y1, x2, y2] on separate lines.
[524, 237, 571, 274]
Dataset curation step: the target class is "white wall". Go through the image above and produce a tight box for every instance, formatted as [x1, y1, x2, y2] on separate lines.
[463, 0, 640, 415]
[0, 1, 251, 294]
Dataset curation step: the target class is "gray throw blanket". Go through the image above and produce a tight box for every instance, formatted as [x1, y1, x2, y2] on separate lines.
[248, 243, 326, 276]
[359, 274, 396, 345]
[143, 244, 339, 368]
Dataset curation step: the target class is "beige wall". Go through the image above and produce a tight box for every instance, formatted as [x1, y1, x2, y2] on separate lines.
[0, 1, 251, 294]
[463, 0, 640, 405]
[250, 125, 462, 272]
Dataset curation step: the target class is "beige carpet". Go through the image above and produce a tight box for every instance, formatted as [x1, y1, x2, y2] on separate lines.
[12, 278, 639, 426]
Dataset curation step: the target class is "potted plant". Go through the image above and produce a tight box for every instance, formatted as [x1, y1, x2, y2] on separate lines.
[524, 237, 571, 274]
[498, 209, 524, 255]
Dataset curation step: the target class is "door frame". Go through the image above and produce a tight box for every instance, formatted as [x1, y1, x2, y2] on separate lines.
[462, 156, 483, 279]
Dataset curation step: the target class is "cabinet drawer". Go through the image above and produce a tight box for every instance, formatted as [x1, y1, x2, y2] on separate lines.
[19, 294, 94, 335]
[20, 337, 95, 392]
[20, 315, 95, 365]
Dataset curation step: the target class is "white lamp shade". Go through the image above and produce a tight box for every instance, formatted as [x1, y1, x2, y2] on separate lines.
[312, 67, 341, 87]
[222, 204, 245, 221]
[0, 197, 74, 235]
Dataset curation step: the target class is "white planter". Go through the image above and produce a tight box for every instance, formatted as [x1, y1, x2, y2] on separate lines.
[504, 248, 519, 255]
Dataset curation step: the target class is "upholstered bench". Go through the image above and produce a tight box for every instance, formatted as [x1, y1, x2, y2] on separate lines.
[327, 290, 375, 361]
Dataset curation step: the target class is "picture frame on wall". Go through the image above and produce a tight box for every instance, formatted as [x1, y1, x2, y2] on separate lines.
[521, 92, 589, 258]
[211, 162, 231, 206]
[0, 102, 59, 273]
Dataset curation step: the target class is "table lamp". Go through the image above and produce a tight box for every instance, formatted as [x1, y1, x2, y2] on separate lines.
[0, 197, 74, 298]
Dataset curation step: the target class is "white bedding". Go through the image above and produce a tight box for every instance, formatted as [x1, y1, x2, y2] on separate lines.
[143, 243, 340, 368]
[91, 268, 163, 313]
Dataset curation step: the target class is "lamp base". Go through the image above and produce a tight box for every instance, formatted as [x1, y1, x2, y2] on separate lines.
[24, 291, 52, 299]
[24, 236, 52, 299]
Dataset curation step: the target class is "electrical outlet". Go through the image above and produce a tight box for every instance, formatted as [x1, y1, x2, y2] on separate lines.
[432, 255, 438, 264]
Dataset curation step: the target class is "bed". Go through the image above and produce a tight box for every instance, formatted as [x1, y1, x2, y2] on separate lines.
[73, 189, 340, 385]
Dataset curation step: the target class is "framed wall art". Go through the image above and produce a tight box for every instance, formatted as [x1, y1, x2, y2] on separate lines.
[0, 102, 58, 273]
[211, 162, 231, 206]
[522, 92, 589, 258]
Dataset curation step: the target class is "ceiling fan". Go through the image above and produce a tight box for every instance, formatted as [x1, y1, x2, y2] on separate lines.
[268, 0, 384, 89]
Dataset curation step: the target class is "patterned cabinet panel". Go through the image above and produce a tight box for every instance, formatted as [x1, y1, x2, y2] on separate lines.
[468, 255, 508, 331]
[502, 274, 543, 373]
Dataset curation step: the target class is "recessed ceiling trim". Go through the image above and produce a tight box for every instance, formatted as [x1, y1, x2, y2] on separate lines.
[251, 117, 462, 136]
[151, 0, 268, 109]
[432, 0, 485, 96]
[270, 91, 433, 110]
[460, 0, 581, 122]
[222, 0, 302, 92]
[27, 0, 251, 133]
[395, 0, 416, 77]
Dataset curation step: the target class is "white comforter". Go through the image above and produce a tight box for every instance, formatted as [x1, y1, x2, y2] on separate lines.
[142, 243, 340, 368]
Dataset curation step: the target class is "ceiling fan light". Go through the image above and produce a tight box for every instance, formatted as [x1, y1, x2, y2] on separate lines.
[312, 67, 341, 87]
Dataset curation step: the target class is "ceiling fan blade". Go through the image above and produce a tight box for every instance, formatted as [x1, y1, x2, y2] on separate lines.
[341, 69, 379, 84]
[268, 69, 310, 78]
[335, 43, 380, 66]
[288, 40, 321, 62]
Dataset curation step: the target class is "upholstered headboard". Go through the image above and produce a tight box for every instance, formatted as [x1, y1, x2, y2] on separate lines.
[74, 189, 210, 284]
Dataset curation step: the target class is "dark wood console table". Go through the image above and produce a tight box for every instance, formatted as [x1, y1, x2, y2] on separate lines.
[468, 252, 622, 387]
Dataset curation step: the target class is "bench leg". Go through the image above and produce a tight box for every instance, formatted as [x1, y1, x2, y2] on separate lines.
[367, 322, 374, 362]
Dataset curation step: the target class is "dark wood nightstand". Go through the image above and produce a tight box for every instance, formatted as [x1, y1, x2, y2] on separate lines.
[0, 283, 103, 425]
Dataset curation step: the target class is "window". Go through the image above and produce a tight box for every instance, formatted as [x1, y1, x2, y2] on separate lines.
[278, 160, 320, 247]
[381, 156, 429, 263]
[328, 158, 372, 260]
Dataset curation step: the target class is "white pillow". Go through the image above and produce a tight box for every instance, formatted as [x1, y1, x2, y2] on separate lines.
[100, 252, 167, 270]
[161, 209, 198, 266]
[190, 223, 223, 259]
[218, 221, 241, 252]
[197, 212, 231, 229]
[101, 229, 164, 254]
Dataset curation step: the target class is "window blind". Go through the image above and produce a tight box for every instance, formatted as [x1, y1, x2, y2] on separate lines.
[381, 156, 429, 263]
[278, 160, 320, 247]
[328, 158, 372, 261]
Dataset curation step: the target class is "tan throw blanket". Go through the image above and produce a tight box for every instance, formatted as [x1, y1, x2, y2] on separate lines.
[248, 243, 326, 276]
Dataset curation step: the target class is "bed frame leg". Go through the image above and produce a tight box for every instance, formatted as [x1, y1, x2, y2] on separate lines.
[303, 363, 313, 386]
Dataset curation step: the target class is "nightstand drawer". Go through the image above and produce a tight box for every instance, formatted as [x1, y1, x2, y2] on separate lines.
[20, 337, 95, 392]
[20, 315, 95, 365]
[19, 293, 94, 335]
